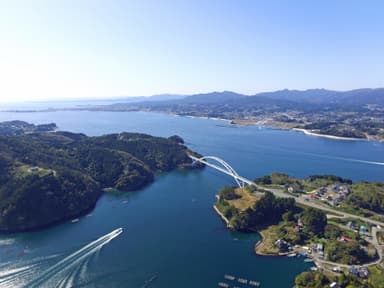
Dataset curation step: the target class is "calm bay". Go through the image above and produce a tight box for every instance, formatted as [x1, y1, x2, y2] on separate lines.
[0, 110, 383, 287]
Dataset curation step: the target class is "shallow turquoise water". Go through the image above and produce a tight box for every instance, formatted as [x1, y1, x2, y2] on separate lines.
[0, 110, 383, 287]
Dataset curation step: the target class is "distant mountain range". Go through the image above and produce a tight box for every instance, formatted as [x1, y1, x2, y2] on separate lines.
[101, 88, 384, 109]
[4, 88, 383, 140]
[181, 88, 382, 105]
[98, 88, 383, 141]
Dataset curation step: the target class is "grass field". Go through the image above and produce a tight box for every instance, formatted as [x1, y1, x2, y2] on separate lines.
[226, 188, 258, 211]
[368, 265, 384, 288]
[255, 226, 280, 255]
[16, 164, 56, 178]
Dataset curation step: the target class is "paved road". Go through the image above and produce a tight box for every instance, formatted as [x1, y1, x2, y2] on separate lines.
[190, 155, 384, 227]
[191, 155, 384, 270]
[260, 186, 384, 228]
[371, 226, 384, 264]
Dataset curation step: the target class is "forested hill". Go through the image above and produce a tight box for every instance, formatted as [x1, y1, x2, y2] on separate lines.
[92, 89, 384, 140]
[0, 120, 57, 135]
[0, 129, 202, 232]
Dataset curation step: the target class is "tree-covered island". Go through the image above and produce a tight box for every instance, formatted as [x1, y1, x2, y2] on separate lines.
[215, 174, 384, 288]
[0, 122, 203, 232]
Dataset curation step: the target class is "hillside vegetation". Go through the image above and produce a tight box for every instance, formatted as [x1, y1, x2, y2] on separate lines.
[255, 173, 384, 217]
[0, 129, 201, 231]
[91, 89, 384, 140]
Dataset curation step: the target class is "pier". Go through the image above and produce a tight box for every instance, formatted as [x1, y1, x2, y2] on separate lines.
[218, 274, 261, 287]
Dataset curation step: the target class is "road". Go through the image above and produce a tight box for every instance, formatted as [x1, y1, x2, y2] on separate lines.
[371, 226, 384, 265]
[256, 186, 384, 228]
[190, 154, 384, 228]
[191, 155, 384, 270]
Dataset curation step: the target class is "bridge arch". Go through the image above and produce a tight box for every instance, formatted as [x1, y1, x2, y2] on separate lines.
[193, 156, 246, 188]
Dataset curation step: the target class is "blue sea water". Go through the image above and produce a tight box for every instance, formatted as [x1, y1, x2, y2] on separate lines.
[0, 110, 382, 287]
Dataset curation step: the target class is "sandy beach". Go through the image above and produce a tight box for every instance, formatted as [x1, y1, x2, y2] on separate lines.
[293, 128, 364, 141]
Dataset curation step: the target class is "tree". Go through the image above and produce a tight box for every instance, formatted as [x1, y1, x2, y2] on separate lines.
[295, 271, 328, 288]
[282, 210, 294, 222]
[302, 208, 327, 236]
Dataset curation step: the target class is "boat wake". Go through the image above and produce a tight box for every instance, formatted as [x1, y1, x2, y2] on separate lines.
[296, 151, 384, 166]
[0, 228, 123, 288]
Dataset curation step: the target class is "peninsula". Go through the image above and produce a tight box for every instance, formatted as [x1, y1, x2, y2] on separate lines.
[215, 174, 384, 288]
[64, 89, 384, 141]
[6, 89, 384, 141]
[0, 122, 202, 232]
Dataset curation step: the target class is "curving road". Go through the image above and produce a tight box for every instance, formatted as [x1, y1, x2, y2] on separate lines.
[191, 154, 384, 268]
[190, 154, 384, 228]
[262, 186, 384, 228]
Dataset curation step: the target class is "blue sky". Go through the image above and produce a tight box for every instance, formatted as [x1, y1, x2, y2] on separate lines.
[0, 0, 383, 102]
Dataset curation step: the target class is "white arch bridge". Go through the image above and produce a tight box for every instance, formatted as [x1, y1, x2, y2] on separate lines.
[189, 155, 254, 188]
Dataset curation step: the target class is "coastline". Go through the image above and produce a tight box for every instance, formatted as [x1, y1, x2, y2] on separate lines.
[3, 108, 382, 142]
[254, 230, 276, 256]
[213, 204, 232, 228]
[292, 128, 364, 141]
[254, 229, 290, 257]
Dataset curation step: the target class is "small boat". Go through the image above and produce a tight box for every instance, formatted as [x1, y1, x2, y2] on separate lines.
[141, 272, 159, 288]
[71, 218, 79, 223]
[224, 274, 235, 281]
[238, 278, 248, 284]
[249, 280, 261, 287]
[304, 258, 314, 262]
[287, 253, 297, 257]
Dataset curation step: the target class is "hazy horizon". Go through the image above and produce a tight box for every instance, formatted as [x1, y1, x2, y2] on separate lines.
[1, 86, 384, 105]
[1, 0, 383, 102]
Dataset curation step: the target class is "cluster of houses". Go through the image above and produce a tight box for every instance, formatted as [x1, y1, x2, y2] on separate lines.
[274, 239, 325, 258]
[327, 266, 369, 288]
[28, 166, 56, 177]
[328, 266, 369, 287]
[348, 266, 369, 278]
[347, 221, 370, 237]
[274, 239, 291, 252]
[309, 185, 351, 206]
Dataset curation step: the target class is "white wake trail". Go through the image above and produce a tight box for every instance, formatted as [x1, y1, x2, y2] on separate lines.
[27, 228, 123, 288]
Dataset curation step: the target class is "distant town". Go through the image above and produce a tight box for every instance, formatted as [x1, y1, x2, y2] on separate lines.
[28, 88, 382, 141]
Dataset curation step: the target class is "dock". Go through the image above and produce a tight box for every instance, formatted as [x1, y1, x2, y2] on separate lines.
[218, 274, 261, 287]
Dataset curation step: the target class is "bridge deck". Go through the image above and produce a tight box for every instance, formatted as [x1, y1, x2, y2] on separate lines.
[188, 154, 384, 228]
[189, 155, 254, 187]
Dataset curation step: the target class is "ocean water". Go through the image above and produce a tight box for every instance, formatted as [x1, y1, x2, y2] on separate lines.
[0, 110, 383, 287]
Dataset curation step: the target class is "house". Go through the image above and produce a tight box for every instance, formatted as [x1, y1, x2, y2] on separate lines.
[298, 219, 304, 227]
[332, 267, 342, 273]
[28, 166, 39, 172]
[331, 185, 340, 192]
[348, 266, 359, 276]
[275, 239, 289, 252]
[347, 221, 358, 231]
[316, 243, 323, 252]
[339, 186, 350, 195]
[348, 267, 369, 278]
[319, 186, 327, 193]
[359, 225, 370, 236]
[358, 267, 369, 278]
[287, 186, 295, 193]
[339, 236, 352, 243]
[330, 282, 339, 288]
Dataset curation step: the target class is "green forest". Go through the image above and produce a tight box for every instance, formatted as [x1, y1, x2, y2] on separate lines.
[0, 129, 201, 232]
